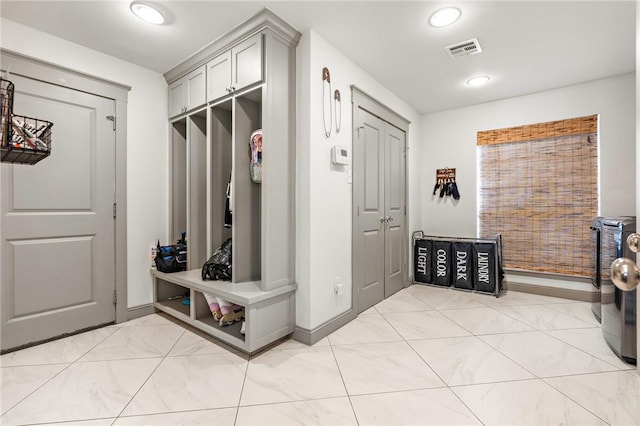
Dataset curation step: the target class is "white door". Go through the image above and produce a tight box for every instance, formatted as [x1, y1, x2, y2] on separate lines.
[1, 74, 116, 351]
[354, 104, 407, 313]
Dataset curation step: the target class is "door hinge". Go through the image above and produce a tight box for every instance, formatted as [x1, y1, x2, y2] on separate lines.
[113, 290, 117, 304]
[106, 115, 116, 131]
[113, 202, 116, 219]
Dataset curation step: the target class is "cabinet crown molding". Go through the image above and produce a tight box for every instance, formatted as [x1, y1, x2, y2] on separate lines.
[164, 7, 301, 84]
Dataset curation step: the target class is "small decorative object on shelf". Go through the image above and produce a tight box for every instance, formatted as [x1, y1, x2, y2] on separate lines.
[1, 78, 53, 165]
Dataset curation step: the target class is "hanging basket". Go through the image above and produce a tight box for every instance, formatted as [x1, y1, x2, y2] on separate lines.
[1, 78, 14, 149]
[0, 78, 53, 165]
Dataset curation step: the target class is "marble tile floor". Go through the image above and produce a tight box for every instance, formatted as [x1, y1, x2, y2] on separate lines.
[1, 285, 639, 425]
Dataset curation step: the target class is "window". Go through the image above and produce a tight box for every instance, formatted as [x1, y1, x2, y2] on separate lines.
[477, 115, 598, 276]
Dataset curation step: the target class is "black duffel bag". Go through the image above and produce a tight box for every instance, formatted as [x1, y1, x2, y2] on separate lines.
[154, 237, 187, 273]
[202, 238, 232, 281]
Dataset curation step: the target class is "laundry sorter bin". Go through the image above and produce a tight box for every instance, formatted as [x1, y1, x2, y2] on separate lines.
[412, 231, 504, 297]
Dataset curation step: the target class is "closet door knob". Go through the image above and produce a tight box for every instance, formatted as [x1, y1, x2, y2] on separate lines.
[226, 87, 231, 93]
[230, 86, 236, 92]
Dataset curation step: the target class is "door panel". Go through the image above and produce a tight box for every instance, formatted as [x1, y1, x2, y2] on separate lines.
[355, 109, 385, 312]
[10, 236, 93, 316]
[1, 75, 116, 350]
[384, 125, 406, 296]
[364, 125, 381, 211]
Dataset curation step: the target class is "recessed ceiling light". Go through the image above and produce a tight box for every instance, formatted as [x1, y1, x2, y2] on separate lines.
[467, 76, 491, 87]
[429, 7, 461, 27]
[130, 1, 165, 25]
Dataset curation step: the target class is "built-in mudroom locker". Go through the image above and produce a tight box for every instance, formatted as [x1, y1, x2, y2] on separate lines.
[152, 9, 300, 353]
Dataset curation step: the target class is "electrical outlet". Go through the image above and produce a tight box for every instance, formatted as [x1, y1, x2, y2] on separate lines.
[334, 277, 343, 294]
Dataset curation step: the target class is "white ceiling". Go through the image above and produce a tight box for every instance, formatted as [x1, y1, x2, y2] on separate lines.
[1, 1, 635, 114]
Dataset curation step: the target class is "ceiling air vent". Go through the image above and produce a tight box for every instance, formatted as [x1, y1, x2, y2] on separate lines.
[445, 38, 483, 58]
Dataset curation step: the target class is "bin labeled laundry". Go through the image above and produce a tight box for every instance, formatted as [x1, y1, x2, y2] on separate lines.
[474, 242, 498, 293]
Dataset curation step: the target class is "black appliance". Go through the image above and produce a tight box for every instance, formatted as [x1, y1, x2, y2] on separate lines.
[589, 217, 604, 322]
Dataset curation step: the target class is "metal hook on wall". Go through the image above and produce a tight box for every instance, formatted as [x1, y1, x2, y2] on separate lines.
[334, 89, 341, 133]
[322, 67, 332, 138]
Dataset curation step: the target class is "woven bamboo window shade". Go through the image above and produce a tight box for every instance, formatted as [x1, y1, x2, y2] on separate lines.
[477, 115, 598, 276]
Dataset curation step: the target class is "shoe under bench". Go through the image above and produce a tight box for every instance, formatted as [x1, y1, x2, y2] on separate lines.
[151, 269, 297, 354]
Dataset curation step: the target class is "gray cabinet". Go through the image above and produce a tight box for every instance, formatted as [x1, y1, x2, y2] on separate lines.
[157, 9, 300, 353]
[168, 65, 206, 118]
[206, 33, 263, 103]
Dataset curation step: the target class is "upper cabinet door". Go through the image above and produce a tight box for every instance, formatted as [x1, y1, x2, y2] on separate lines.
[168, 78, 187, 118]
[169, 66, 206, 118]
[232, 33, 263, 91]
[207, 51, 232, 103]
[185, 65, 206, 111]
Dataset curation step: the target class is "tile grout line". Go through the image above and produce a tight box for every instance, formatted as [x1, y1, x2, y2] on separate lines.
[0, 324, 121, 421]
[112, 325, 188, 422]
[327, 335, 361, 425]
[539, 326, 630, 370]
[232, 350, 252, 425]
[386, 291, 487, 425]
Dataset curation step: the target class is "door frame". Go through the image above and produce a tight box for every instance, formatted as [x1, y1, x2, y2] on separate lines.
[351, 86, 410, 314]
[0, 49, 130, 325]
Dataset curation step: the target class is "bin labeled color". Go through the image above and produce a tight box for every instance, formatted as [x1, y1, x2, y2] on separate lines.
[432, 240, 452, 286]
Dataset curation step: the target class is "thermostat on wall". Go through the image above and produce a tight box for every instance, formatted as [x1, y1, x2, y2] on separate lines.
[331, 145, 351, 165]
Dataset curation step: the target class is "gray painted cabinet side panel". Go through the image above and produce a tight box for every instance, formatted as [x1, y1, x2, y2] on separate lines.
[233, 95, 262, 283]
[208, 106, 233, 253]
[188, 114, 208, 269]
[170, 121, 187, 240]
[261, 31, 296, 291]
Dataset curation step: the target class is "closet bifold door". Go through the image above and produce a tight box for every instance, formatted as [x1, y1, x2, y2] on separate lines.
[170, 119, 187, 243]
[187, 109, 207, 270]
[208, 99, 233, 260]
[232, 88, 262, 284]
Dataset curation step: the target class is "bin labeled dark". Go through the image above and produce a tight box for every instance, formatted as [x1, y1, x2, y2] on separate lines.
[432, 240, 452, 286]
[453, 241, 474, 290]
[474, 242, 497, 293]
[414, 238, 432, 284]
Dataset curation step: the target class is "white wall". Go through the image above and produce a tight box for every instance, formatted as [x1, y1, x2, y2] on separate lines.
[296, 30, 422, 330]
[1, 18, 169, 308]
[420, 73, 636, 241]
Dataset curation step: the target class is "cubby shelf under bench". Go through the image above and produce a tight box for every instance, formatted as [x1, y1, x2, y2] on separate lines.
[152, 269, 297, 354]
